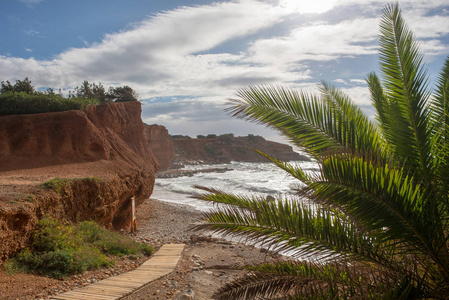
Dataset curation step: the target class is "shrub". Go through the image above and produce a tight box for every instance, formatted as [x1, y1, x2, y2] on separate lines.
[43, 177, 102, 194]
[0, 91, 100, 115]
[5, 216, 153, 278]
[43, 178, 70, 194]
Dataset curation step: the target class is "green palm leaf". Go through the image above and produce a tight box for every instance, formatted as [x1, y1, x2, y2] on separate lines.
[378, 3, 432, 181]
[194, 189, 401, 267]
[313, 155, 440, 255]
[430, 57, 449, 207]
[366, 72, 390, 144]
[319, 81, 384, 156]
[228, 84, 379, 160]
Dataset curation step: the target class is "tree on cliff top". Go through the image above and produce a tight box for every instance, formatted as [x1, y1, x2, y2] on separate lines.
[195, 3, 449, 299]
[1, 77, 35, 94]
[0, 79, 139, 115]
[69, 80, 107, 102]
[107, 85, 139, 102]
[68, 81, 138, 103]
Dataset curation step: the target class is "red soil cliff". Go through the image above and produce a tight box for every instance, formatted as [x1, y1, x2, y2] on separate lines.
[144, 124, 174, 171]
[0, 102, 158, 264]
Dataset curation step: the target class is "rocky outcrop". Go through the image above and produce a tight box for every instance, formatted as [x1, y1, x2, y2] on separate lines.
[144, 124, 174, 172]
[0, 102, 158, 264]
[171, 135, 310, 165]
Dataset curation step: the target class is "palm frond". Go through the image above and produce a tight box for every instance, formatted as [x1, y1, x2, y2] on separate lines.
[378, 3, 432, 180]
[192, 185, 264, 209]
[213, 272, 307, 300]
[431, 56, 449, 133]
[252, 149, 314, 185]
[194, 189, 402, 267]
[216, 260, 417, 299]
[430, 56, 449, 207]
[313, 154, 442, 256]
[227, 85, 365, 160]
[319, 81, 384, 156]
[366, 72, 390, 142]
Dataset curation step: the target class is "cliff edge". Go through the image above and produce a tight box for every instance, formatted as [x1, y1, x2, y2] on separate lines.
[0, 102, 158, 264]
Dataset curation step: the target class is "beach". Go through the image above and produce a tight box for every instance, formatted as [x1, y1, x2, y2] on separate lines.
[0, 197, 283, 300]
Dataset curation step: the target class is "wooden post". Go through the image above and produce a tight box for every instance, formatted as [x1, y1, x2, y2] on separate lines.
[131, 196, 136, 232]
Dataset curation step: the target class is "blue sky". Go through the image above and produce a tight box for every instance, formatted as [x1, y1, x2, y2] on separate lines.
[1, 0, 449, 142]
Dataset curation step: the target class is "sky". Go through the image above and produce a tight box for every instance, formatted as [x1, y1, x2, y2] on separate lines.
[1, 0, 449, 143]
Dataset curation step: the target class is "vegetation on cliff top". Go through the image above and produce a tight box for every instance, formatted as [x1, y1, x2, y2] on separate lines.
[0, 78, 138, 115]
[43, 177, 102, 194]
[3, 216, 153, 278]
[196, 3, 449, 299]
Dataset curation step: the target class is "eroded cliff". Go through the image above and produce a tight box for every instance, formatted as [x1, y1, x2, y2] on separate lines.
[144, 124, 174, 171]
[0, 102, 158, 264]
[171, 135, 310, 165]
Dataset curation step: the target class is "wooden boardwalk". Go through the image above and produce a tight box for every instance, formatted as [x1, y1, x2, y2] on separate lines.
[50, 244, 185, 300]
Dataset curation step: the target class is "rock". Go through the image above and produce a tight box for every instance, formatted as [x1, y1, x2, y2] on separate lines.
[177, 287, 195, 300]
[144, 124, 174, 172]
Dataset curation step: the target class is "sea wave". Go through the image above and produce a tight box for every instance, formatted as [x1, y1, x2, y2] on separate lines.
[153, 160, 318, 210]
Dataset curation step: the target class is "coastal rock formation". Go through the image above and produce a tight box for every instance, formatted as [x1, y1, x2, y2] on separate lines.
[171, 135, 310, 165]
[144, 124, 174, 171]
[0, 102, 158, 264]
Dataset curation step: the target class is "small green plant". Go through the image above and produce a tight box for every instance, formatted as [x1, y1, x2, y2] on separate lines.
[43, 178, 70, 194]
[5, 216, 153, 278]
[25, 194, 35, 202]
[43, 177, 102, 194]
[2, 259, 25, 276]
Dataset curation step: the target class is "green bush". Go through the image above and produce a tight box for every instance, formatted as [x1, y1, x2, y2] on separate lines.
[0, 91, 100, 115]
[5, 216, 153, 278]
[43, 178, 70, 194]
[43, 177, 102, 194]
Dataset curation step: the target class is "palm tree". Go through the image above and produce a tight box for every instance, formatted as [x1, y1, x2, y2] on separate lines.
[194, 3, 449, 299]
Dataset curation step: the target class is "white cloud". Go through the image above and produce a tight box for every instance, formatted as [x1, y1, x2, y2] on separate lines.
[24, 29, 39, 36]
[18, 0, 44, 8]
[2, 0, 449, 140]
[18, 0, 44, 3]
[1, 0, 287, 95]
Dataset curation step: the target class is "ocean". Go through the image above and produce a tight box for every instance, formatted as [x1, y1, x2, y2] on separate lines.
[152, 158, 319, 211]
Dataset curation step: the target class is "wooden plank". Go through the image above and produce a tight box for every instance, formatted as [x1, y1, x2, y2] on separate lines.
[50, 244, 185, 300]
[52, 291, 115, 300]
[60, 291, 117, 299]
[78, 286, 134, 294]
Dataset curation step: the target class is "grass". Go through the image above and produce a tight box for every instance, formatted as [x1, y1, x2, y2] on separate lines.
[43, 177, 102, 194]
[3, 215, 153, 278]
